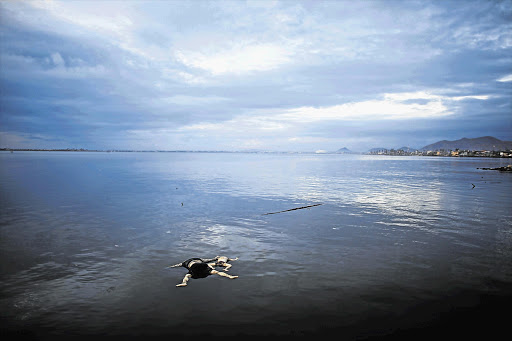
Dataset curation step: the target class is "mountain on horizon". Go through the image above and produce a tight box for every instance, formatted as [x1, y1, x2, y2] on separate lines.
[367, 146, 417, 152]
[334, 147, 354, 154]
[420, 136, 512, 151]
[398, 146, 418, 152]
[368, 147, 390, 153]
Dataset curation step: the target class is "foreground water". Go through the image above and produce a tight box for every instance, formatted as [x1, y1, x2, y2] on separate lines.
[1, 152, 511, 338]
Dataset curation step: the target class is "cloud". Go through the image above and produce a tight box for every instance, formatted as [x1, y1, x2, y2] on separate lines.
[27, 0, 134, 38]
[0, 131, 33, 148]
[281, 92, 451, 122]
[1, 52, 107, 79]
[1, 0, 511, 151]
[451, 95, 490, 101]
[158, 95, 230, 106]
[166, 89, 496, 152]
[175, 41, 297, 75]
[497, 74, 512, 82]
[51, 52, 65, 67]
[0, 131, 65, 148]
[177, 91, 490, 135]
[179, 115, 288, 133]
[161, 68, 209, 85]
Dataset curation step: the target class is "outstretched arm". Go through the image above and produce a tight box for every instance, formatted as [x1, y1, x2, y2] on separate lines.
[211, 269, 238, 279]
[167, 262, 183, 268]
[176, 273, 192, 287]
[228, 257, 238, 262]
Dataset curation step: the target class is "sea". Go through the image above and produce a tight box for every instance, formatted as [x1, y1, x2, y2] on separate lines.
[1, 151, 511, 339]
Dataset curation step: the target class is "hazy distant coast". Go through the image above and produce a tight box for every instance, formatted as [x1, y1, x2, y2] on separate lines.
[366, 136, 512, 158]
[367, 148, 512, 158]
[2, 136, 512, 157]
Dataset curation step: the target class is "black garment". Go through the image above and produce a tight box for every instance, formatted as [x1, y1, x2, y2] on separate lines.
[182, 258, 203, 268]
[182, 258, 213, 279]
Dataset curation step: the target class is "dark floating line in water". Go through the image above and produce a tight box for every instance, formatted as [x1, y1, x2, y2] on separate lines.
[263, 203, 323, 215]
[477, 165, 512, 172]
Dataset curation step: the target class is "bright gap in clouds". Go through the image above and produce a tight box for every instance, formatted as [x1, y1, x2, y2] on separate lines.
[178, 91, 490, 133]
[175, 42, 295, 75]
[497, 74, 512, 82]
[282, 92, 449, 122]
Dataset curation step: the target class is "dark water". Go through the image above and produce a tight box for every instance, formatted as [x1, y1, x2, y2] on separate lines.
[1, 152, 511, 339]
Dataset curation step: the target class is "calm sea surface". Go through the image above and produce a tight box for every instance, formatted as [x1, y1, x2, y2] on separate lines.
[1, 152, 511, 338]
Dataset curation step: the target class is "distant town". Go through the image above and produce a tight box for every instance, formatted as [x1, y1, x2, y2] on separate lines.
[367, 148, 512, 158]
[366, 136, 512, 158]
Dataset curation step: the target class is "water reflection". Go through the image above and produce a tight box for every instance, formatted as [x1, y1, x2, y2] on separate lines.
[352, 181, 443, 232]
[133, 153, 450, 231]
[1, 152, 511, 337]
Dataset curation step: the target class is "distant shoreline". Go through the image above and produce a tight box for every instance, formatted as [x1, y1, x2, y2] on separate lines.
[1, 148, 511, 158]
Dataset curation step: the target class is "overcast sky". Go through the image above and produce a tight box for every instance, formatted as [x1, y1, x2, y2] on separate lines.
[1, 0, 511, 151]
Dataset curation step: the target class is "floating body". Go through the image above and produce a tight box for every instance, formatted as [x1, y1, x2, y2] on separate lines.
[168, 257, 238, 287]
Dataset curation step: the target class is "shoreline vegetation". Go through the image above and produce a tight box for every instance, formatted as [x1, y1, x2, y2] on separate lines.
[1, 147, 512, 158]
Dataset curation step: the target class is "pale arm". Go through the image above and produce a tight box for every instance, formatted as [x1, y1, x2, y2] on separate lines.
[211, 269, 238, 279]
[176, 273, 192, 287]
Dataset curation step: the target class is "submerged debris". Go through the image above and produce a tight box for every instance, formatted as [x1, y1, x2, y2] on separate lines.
[263, 203, 322, 215]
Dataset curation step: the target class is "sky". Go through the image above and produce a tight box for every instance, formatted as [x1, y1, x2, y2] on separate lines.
[1, 0, 511, 152]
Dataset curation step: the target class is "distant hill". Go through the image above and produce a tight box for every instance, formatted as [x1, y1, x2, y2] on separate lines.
[421, 136, 512, 151]
[368, 147, 417, 153]
[397, 146, 418, 152]
[335, 147, 354, 154]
